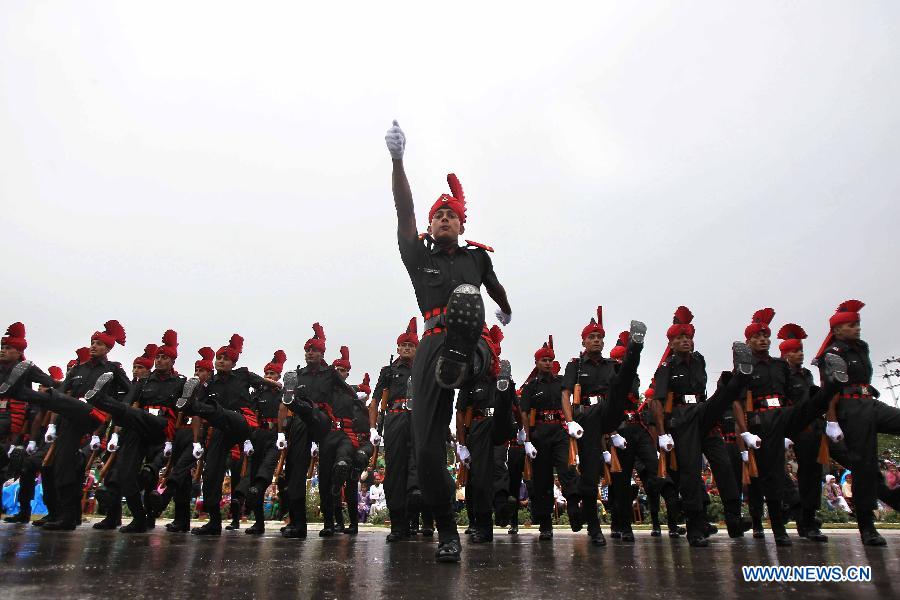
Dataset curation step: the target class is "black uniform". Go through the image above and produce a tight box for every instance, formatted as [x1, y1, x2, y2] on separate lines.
[399, 233, 499, 543]
[784, 364, 824, 535]
[820, 339, 900, 540]
[335, 390, 374, 534]
[99, 370, 184, 531]
[610, 383, 681, 540]
[189, 367, 266, 533]
[243, 386, 282, 530]
[0, 361, 56, 521]
[653, 351, 748, 541]
[519, 372, 579, 531]
[456, 371, 515, 540]
[562, 342, 643, 539]
[16, 357, 131, 529]
[372, 358, 419, 536]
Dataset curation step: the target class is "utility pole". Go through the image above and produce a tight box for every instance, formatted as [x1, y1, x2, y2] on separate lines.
[880, 356, 900, 408]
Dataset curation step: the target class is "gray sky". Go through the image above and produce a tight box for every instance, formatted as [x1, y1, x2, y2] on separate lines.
[3, 2, 899, 401]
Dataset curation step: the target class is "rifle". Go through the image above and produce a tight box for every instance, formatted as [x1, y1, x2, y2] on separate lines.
[272, 449, 286, 485]
[375, 355, 394, 439]
[658, 392, 677, 477]
[194, 425, 212, 483]
[307, 453, 318, 479]
[523, 408, 535, 481]
[817, 393, 839, 466]
[457, 407, 474, 486]
[41, 411, 57, 467]
[568, 358, 582, 468]
[743, 391, 758, 479]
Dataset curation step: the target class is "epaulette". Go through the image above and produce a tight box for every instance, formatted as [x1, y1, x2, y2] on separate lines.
[465, 239, 494, 252]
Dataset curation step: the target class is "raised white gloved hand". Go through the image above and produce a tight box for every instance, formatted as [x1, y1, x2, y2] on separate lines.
[45, 424, 57, 443]
[370, 427, 382, 446]
[7, 445, 14, 458]
[741, 450, 749, 463]
[516, 428, 527, 444]
[276, 432, 287, 450]
[26, 441, 37, 455]
[163, 441, 173, 457]
[89, 435, 102, 451]
[243, 439, 254, 455]
[610, 433, 627, 449]
[385, 120, 406, 159]
[826, 421, 844, 443]
[356, 391, 368, 401]
[107, 432, 119, 452]
[311, 442, 319, 458]
[784, 438, 794, 450]
[603, 450, 612, 464]
[658, 434, 674, 452]
[456, 443, 471, 465]
[495, 309, 512, 326]
[524, 441, 537, 459]
[192, 442, 204, 459]
[740, 432, 762, 449]
[566, 421, 584, 439]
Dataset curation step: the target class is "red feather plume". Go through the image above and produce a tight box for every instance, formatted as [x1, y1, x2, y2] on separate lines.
[752, 308, 776, 326]
[489, 325, 504, 345]
[48, 366, 64, 381]
[104, 320, 127, 346]
[777, 323, 807, 341]
[161, 329, 178, 348]
[838, 300, 865, 313]
[228, 334, 244, 354]
[551, 361, 561, 376]
[141, 344, 159, 359]
[407, 317, 417, 335]
[76, 347, 91, 363]
[447, 173, 465, 203]
[362, 373, 370, 388]
[312, 322, 325, 341]
[198, 347, 215, 361]
[5, 322, 25, 338]
[339, 346, 350, 362]
[673, 306, 693, 325]
[272, 350, 287, 365]
[548, 334, 553, 349]
[596, 306, 603, 328]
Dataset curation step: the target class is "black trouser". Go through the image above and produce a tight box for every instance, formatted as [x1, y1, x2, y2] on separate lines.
[13, 442, 51, 519]
[832, 397, 900, 526]
[576, 342, 643, 535]
[197, 406, 250, 527]
[829, 437, 900, 513]
[384, 409, 415, 520]
[318, 429, 354, 528]
[19, 388, 103, 525]
[792, 420, 824, 530]
[506, 442, 524, 525]
[283, 417, 312, 529]
[336, 440, 373, 528]
[105, 404, 167, 524]
[247, 427, 279, 524]
[723, 438, 743, 503]
[157, 427, 196, 526]
[701, 432, 740, 504]
[410, 332, 461, 542]
[530, 422, 578, 522]
[667, 374, 746, 535]
[466, 418, 504, 522]
[612, 422, 679, 534]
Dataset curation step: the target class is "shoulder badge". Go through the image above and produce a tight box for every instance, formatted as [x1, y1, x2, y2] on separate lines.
[464, 239, 494, 252]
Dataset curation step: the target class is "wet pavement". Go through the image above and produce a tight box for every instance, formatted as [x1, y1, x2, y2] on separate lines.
[1, 522, 898, 599]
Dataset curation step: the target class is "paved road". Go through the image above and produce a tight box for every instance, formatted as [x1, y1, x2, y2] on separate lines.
[1, 522, 898, 599]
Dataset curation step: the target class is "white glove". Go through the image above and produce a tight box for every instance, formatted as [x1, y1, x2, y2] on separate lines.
[524, 441, 537, 459]
[107, 433, 119, 452]
[826, 421, 844, 443]
[276, 432, 287, 450]
[658, 434, 674, 452]
[243, 439, 254, 455]
[370, 427, 382, 446]
[356, 391, 368, 400]
[45, 424, 57, 443]
[784, 438, 794, 450]
[566, 421, 584, 439]
[495, 309, 511, 325]
[385, 120, 406, 159]
[192, 442, 204, 459]
[25, 441, 37, 455]
[311, 442, 319, 458]
[7, 445, 14, 458]
[741, 450, 749, 463]
[456, 443, 471, 465]
[516, 428, 527, 444]
[163, 441, 173, 457]
[610, 433, 627, 449]
[603, 450, 612, 464]
[89, 435, 102, 451]
[740, 431, 762, 449]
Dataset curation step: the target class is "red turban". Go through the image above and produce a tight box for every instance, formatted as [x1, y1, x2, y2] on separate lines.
[264, 350, 287, 375]
[777, 323, 807, 356]
[581, 306, 605, 339]
[133, 344, 158, 369]
[92, 320, 126, 349]
[332, 346, 351, 371]
[397, 318, 419, 347]
[217, 334, 244, 363]
[666, 306, 695, 340]
[1, 322, 26, 354]
[814, 300, 865, 360]
[304, 322, 326, 353]
[744, 308, 775, 339]
[157, 329, 178, 360]
[428, 173, 467, 224]
[534, 335, 555, 361]
[195, 347, 215, 372]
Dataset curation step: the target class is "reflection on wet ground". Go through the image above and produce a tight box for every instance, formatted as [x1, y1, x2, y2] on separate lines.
[1, 524, 898, 599]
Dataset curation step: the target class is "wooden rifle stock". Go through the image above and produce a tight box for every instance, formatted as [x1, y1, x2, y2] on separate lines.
[307, 454, 318, 479]
[42, 441, 57, 467]
[523, 455, 533, 481]
[194, 426, 212, 483]
[272, 449, 286, 485]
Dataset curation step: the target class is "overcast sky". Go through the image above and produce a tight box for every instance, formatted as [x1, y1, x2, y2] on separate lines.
[2, 2, 899, 402]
